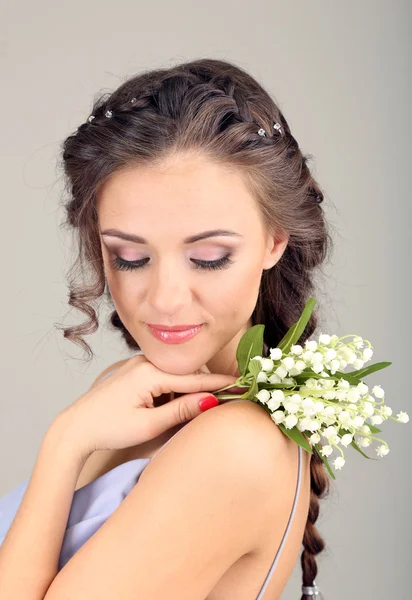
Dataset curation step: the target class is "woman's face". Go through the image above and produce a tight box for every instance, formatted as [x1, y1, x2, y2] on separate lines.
[97, 153, 288, 376]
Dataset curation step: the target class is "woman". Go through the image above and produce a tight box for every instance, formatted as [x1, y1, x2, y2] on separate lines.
[0, 58, 332, 599]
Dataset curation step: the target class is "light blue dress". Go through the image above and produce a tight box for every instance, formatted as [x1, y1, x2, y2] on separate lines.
[0, 363, 303, 599]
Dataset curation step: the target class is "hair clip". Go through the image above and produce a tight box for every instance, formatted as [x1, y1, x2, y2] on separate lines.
[257, 122, 283, 137]
[302, 581, 323, 598]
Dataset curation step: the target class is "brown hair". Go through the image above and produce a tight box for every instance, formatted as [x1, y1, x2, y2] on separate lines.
[56, 58, 333, 598]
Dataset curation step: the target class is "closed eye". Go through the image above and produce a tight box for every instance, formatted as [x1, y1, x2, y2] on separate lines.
[109, 253, 234, 272]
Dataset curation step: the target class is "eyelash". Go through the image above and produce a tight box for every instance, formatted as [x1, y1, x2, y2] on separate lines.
[109, 253, 235, 272]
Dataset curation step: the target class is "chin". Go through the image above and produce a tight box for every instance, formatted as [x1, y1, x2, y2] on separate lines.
[141, 346, 209, 376]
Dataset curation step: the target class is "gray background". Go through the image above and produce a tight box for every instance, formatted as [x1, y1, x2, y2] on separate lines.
[1, 1, 410, 598]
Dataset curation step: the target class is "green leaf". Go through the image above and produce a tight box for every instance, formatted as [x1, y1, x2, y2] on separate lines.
[277, 297, 317, 354]
[366, 424, 382, 434]
[236, 325, 265, 377]
[314, 444, 336, 480]
[245, 378, 259, 400]
[345, 361, 392, 379]
[248, 358, 263, 377]
[350, 439, 378, 460]
[277, 424, 313, 455]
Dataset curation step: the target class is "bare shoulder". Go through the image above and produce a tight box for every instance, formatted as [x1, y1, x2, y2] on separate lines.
[47, 398, 308, 598]
[139, 398, 301, 545]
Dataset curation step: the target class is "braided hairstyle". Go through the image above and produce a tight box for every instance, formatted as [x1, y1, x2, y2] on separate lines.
[57, 58, 334, 598]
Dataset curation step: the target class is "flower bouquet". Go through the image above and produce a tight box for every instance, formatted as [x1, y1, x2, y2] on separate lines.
[214, 297, 409, 479]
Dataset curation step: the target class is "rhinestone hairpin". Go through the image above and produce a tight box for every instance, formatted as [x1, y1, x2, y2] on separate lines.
[258, 122, 283, 137]
[87, 97, 137, 123]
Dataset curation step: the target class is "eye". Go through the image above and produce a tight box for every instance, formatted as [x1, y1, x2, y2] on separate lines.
[109, 253, 234, 272]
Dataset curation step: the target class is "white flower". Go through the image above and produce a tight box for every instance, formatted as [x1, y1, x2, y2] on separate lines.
[275, 365, 288, 379]
[381, 406, 392, 418]
[282, 377, 296, 385]
[357, 382, 368, 395]
[261, 358, 274, 372]
[358, 437, 371, 447]
[281, 356, 295, 370]
[255, 389, 271, 403]
[270, 347, 283, 361]
[340, 433, 353, 447]
[308, 419, 321, 432]
[284, 414, 298, 429]
[347, 388, 361, 403]
[322, 406, 336, 417]
[297, 417, 313, 432]
[323, 426, 338, 439]
[313, 401, 325, 413]
[256, 371, 268, 383]
[372, 385, 385, 399]
[302, 350, 314, 362]
[310, 433, 321, 444]
[329, 359, 341, 374]
[352, 415, 365, 427]
[320, 444, 333, 457]
[305, 378, 320, 390]
[284, 401, 300, 414]
[267, 396, 281, 411]
[338, 411, 351, 426]
[312, 351, 324, 363]
[353, 359, 364, 370]
[319, 333, 331, 345]
[333, 456, 345, 470]
[397, 411, 409, 423]
[271, 410, 285, 424]
[268, 373, 282, 384]
[271, 390, 285, 402]
[363, 347, 373, 361]
[337, 378, 350, 389]
[325, 348, 337, 360]
[305, 340, 318, 352]
[376, 445, 390, 457]
[290, 344, 303, 355]
[359, 425, 371, 434]
[312, 362, 324, 374]
[370, 415, 383, 425]
[250, 355, 263, 363]
[289, 360, 306, 376]
[353, 336, 364, 348]
[362, 402, 375, 417]
[339, 359, 348, 370]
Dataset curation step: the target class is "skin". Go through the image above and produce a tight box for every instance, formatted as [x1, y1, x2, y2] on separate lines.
[97, 151, 289, 381]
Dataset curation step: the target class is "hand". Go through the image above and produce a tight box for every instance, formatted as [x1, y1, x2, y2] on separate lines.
[56, 354, 241, 457]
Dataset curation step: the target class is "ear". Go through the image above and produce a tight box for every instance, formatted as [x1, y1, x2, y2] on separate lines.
[262, 229, 289, 271]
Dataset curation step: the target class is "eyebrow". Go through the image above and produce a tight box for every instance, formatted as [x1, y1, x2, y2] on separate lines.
[100, 228, 243, 244]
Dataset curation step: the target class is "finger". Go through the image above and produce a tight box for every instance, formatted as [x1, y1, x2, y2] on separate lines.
[148, 392, 218, 436]
[157, 371, 238, 395]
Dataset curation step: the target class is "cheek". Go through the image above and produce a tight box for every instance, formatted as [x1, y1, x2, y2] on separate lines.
[210, 261, 263, 317]
[105, 272, 137, 318]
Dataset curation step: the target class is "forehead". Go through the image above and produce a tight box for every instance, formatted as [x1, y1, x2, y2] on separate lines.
[96, 153, 262, 226]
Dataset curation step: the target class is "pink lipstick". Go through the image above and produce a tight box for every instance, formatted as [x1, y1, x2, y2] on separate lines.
[146, 323, 204, 344]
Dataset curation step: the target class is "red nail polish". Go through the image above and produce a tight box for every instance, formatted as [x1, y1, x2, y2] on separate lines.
[199, 395, 219, 411]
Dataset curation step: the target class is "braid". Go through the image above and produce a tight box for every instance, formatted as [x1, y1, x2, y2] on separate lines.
[300, 448, 330, 599]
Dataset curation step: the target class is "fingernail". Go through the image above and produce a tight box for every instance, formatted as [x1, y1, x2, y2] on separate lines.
[199, 395, 219, 411]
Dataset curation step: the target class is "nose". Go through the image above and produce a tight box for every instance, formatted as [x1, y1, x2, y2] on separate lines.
[146, 257, 192, 316]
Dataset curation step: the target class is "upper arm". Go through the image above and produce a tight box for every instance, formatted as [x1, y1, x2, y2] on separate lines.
[44, 401, 286, 600]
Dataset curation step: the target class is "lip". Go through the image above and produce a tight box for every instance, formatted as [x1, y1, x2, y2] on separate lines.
[147, 324, 204, 332]
[146, 323, 204, 344]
